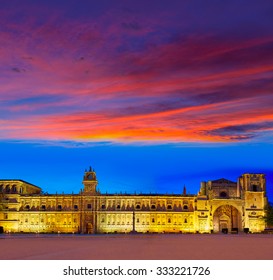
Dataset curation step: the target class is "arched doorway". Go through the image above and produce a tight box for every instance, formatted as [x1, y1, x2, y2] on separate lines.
[86, 222, 93, 234]
[213, 205, 242, 233]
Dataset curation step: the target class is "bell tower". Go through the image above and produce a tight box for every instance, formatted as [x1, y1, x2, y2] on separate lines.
[239, 173, 267, 232]
[82, 166, 98, 195]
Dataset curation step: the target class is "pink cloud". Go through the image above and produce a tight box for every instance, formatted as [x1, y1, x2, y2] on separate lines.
[1, 4, 273, 143]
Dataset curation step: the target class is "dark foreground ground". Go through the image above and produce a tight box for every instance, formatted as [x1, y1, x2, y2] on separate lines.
[1, 233, 273, 260]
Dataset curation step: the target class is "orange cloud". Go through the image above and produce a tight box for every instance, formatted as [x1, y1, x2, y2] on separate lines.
[1, 3, 273, 144]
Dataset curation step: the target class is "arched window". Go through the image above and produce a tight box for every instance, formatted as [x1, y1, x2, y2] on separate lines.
[11, 185, 17, 193]
[0, 185, 3, 192]
[220, 191, 227, 198]
[5, 185, 10, 193]
[183, 205, 188, 210]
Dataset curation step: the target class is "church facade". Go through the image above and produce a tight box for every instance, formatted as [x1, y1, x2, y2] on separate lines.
[0, 168, 268, 234]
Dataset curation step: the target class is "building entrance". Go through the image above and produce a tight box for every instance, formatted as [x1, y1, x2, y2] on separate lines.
[213, 205, 242, 233]
[86, 223, 93, 234]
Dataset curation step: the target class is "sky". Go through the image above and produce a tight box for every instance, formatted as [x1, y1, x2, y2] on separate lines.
[1, 0, 273, 201]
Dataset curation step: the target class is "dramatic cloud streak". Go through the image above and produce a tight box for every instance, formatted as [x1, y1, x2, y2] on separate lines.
[1, 0, 273, 143]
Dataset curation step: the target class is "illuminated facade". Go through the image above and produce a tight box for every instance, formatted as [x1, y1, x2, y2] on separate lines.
[0, 168, 268, 234]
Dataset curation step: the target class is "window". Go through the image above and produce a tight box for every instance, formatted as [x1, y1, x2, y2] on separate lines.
[136, 218, 140, 223]
[151, 205, 156, 210]
[101, 204, 106, 209]
[152, 218, 155, 223]
[116, 204, 121, 209]
[167, 205, 172, 210]
[135, 204, 141, 209]
[57, 205, 62, 210]
[184, 218, 188, 223]
[87, 204, 92, 209]
[220, 191, 227, 198]
[41, 205, 46, 210]
[183, 205, 188, 210]
[11, 185, 17, 193]
[25, 205, 30, 210]
[168, 218, 171, 223]
[4, 213, 8, 220]
[74, 205, 78, 210]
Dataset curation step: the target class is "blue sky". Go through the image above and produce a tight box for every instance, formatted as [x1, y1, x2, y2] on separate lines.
[1, 141, 273, 201]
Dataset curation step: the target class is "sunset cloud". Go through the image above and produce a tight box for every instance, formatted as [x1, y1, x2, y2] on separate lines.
[1, 1, 273, 144]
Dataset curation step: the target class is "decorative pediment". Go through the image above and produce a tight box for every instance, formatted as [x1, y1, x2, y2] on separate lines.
[211, 178, 236, 184]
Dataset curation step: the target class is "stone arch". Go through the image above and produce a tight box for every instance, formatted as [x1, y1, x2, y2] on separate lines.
[213, 204, 242, 233]
[5, 185, 10, 193]
[11, 184, 17, 193]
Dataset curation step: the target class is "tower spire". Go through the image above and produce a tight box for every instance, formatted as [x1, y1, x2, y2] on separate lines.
[183, 185, 187, 195]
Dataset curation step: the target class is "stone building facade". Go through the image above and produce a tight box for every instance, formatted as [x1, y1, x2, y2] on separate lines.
[0, 168, 268, 234]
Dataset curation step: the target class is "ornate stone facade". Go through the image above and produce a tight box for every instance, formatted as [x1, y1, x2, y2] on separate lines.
[0, 168, 268, 234]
